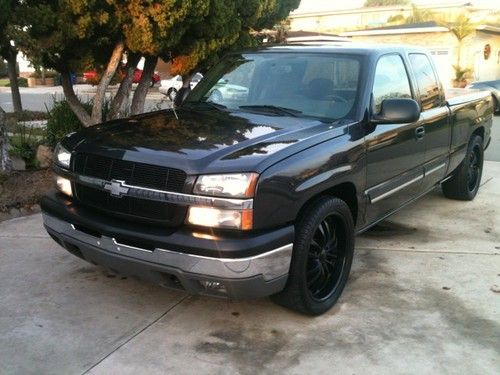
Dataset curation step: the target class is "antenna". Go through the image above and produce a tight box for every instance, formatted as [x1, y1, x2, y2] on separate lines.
[172, 103, 179, 120]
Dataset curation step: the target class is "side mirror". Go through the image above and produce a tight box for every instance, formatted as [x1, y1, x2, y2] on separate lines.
[372, 98, 420, 124]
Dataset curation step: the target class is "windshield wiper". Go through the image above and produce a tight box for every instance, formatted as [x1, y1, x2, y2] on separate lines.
[239, 105, 302, 117]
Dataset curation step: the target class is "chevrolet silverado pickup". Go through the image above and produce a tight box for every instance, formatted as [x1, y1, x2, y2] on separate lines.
[42, 44, 493, 315]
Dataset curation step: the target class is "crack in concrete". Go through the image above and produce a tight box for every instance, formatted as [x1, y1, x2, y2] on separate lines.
[81, 294, 189, 374]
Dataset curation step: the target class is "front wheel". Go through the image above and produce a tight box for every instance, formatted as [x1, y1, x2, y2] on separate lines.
[442, 135, 484, 200]
[272, 197, 354, 316]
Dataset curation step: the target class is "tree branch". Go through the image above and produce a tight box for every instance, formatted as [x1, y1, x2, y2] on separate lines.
[130, 55, 158, 115]
[60, 71, 92, 127]
[107, 52, 141, 120]
[6, 48, 23, 113]
[90, 41, 125, 124]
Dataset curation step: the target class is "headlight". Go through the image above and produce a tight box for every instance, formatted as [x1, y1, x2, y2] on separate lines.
[193, 173, 258, 198]
[187, 206, 253, 230]
[55, 176, 73, 197]
[54, 143, 71, 168]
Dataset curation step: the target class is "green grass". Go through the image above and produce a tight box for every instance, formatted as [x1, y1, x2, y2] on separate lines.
[0, 78, 9, 86]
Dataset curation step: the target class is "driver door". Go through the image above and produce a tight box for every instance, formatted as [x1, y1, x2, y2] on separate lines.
[364, 54, 425, 225]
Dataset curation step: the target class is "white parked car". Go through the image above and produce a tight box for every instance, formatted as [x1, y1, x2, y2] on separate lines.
[207, 79, 249, 102]
[160, 73, 203, 100]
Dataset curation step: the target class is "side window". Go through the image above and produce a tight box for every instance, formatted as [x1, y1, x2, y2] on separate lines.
[409, 53, 441, 110]
[372, 55, 412, 113]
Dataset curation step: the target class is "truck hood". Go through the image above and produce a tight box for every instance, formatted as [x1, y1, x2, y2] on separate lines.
[65, 108, 349, 174]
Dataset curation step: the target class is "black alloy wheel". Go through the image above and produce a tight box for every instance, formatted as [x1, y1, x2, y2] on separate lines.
[307, 214, 347, 301]
[467, 144, 481, 193]
[272, 197, 354, 315]
[442, 135, 483, 201]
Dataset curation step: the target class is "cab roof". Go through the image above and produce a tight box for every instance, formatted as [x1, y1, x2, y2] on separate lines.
[240, 43, 429, 57]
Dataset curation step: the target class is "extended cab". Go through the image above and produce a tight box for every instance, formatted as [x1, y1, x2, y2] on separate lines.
[42, 45, 493, 315]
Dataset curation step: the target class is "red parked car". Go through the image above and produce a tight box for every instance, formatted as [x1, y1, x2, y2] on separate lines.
[83, 68, 160, 86]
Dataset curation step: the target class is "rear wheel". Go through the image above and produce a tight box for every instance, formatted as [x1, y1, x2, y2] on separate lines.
[442, 135, 483, 200]
[272, 197, 354, 316]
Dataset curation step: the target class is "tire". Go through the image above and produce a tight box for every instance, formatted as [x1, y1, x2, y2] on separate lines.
[493, 96, 499, 115]
[210, 89, 223, 103]
[272, 197, 355, 316]
[167, 88, 177, 101]
[442, 135, 484, 201]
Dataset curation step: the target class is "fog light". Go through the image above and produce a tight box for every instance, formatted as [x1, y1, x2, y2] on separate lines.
[200, 280, 226, 292]
[56, 176, 73, 197]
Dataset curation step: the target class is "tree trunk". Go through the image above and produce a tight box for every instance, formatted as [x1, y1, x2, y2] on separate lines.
[107, 53, 141, 120]
[90, 41, 125, 124]
[6, 49, 22, 114]
[60, 71, 92, 127]
[0, 106, 12, 172]
[130, 55, 158, 115]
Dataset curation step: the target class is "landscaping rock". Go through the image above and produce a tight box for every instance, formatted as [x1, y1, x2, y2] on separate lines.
[36, 145, 53, 168]
[11, 156, 26, 171]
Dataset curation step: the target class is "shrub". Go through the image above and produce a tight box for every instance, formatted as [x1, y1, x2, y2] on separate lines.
[4, 77, 28, 87]
[0, 60, 7, 78]
[46, 96, 112, 148]
[46, 98, 89, 148]
[9, 123, 44, 169]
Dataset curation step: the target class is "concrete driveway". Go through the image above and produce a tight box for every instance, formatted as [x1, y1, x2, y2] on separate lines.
[1, 163, 499, 374]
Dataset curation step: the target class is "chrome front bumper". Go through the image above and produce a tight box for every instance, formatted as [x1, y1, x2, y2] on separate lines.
[43, 213, 292, 298]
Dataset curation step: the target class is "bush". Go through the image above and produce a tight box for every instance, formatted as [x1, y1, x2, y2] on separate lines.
[0, 60, 7, 78]
[46, 98, 90, 148]
[9, 123, 44, 169]
[4, 77, 28, 87]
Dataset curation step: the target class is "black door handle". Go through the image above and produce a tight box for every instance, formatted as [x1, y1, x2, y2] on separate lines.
[415, 126, 425, 140]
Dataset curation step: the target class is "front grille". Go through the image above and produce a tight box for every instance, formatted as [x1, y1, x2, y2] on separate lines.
[73, 153, 186, 192]
[72, 153, 187, 224]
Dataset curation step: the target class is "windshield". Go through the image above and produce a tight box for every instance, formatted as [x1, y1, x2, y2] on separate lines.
[185, 52, 362, 121]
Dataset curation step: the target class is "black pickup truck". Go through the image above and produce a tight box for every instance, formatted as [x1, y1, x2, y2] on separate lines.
[42, 44, 493, 315]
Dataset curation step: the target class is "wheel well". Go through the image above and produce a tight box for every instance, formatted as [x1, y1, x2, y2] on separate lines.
[472, 126, 484, 141]
[298, 182, 358, 225]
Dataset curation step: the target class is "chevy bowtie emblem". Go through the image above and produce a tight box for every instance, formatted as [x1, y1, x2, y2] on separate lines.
[103, 180, 129, 198]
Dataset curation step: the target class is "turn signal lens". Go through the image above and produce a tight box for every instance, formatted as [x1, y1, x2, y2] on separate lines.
[55, 176, 73, 197]
[187, 206, 253, 230]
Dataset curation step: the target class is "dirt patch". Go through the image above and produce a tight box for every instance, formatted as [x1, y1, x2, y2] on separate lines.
[0, 168, 53, 219]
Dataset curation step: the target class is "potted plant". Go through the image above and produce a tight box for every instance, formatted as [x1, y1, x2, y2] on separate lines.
[452, 65, 473, 88]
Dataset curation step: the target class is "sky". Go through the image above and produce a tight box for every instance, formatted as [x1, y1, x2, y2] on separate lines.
[292, 0, 500, 14]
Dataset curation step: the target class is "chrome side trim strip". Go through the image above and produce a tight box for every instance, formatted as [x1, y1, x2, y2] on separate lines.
[43, 213, 292, 281]
[72, 173, 253, 210]
[369, 174, 424, 204]
[425, 163, 446, 177]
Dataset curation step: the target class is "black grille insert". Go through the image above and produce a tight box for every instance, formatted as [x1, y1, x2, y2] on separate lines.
[72, 153, 187, 224]
[73, 153, 186, 192]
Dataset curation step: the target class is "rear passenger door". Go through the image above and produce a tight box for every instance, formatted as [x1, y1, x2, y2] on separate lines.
[408, 53, 451, 191]
[364, 54, 425, 225]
